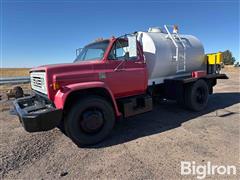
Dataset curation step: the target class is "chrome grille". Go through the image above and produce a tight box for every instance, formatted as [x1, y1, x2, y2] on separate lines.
[30, 72, 47, 94]
[32, 77, 43, 88]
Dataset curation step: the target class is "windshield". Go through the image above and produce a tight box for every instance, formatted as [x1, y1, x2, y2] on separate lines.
[75, 40, 109, 62]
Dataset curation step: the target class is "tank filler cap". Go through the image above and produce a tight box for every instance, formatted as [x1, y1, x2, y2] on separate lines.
[148, 27, 162, 33]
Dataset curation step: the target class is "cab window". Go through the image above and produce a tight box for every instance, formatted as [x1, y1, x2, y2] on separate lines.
[108, 39, 138, 61]
[75, 40, 109, 62]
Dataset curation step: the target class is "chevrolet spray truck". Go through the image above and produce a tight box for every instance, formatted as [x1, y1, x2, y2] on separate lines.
[13, 25, 227, 146]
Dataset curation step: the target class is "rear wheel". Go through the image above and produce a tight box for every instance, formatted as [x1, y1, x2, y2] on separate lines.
[185, 79, 209, 111]
[64, 95, 115, 146]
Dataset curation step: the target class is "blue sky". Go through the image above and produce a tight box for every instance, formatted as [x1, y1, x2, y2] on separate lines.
[1, 0, 239, 68]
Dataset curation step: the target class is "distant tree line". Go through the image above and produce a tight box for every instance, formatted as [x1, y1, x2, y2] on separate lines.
[222, 50, 236, 65]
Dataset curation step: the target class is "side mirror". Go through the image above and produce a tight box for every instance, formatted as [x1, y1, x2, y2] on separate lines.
[127, 35, 137, 58]
[76, 48, 83, 57]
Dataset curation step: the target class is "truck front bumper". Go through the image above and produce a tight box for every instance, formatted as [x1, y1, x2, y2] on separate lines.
[13, 95, 63, 132]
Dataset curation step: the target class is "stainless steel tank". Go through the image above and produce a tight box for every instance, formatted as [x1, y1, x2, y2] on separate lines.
[137, 27, 205, 85]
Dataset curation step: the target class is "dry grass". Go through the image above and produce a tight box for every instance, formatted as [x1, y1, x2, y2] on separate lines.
[1, 68, 30, 77]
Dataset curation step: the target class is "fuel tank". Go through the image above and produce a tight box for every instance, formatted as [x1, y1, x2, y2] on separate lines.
[137, 27, 205, 85]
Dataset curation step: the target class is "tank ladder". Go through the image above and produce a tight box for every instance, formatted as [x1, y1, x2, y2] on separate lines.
[164, 25, 186, 73]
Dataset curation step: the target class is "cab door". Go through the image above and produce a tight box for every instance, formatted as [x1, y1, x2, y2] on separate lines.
[104, 37, 147, 98]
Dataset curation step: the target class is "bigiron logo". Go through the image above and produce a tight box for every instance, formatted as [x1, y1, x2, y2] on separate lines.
[180, 161, 237, 179]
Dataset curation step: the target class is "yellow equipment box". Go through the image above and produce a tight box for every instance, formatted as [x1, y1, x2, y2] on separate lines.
[207, 52, 223, 65]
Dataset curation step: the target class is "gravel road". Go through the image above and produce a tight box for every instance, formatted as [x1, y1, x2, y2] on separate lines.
[0, 67, 239, 179]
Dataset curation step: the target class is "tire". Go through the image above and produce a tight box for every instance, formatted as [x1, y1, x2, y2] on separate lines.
[184, 79, 209, 111]
[64, 95, 115, 146]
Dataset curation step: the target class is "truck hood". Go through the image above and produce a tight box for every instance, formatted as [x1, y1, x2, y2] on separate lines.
[30, 60, 100, 73]
[30, 60, 102, 87]
[30, 60, 102, 100]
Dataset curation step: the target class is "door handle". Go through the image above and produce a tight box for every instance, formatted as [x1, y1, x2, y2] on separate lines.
[114, 69, 126, 72]
[134, 61, 144, 64]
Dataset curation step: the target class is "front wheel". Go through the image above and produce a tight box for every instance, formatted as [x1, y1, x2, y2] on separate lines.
[185, 79, 209, 111]
[64, 95, 115, 146]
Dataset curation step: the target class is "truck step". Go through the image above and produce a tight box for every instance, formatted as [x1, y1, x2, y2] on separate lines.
[118, 95, 153, 118]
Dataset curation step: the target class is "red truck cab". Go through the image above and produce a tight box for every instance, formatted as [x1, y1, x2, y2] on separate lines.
[14, 36, 151, 145]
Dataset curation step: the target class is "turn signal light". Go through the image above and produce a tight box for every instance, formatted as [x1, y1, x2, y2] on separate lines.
[52, 82, 60, 90]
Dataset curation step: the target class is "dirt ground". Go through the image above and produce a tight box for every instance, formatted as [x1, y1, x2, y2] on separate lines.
[0, 67, 239, 179]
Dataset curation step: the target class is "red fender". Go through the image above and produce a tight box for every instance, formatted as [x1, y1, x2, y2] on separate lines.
[54, 81, 121, 117]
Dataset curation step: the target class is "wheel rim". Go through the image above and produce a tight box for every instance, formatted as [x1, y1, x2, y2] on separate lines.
[80, 108, 104, 134]
[195, 87, 206, 104]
